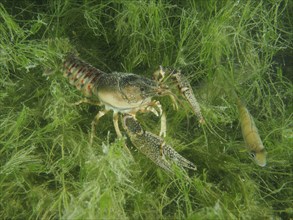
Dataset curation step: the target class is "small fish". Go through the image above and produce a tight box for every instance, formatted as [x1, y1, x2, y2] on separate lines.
[237, 99, 267, 167]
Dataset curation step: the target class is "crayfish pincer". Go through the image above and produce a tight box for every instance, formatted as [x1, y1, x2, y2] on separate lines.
[122, 114, 197, 173]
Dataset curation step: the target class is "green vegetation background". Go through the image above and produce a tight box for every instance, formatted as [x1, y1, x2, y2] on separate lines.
[0, 0, 292, 219]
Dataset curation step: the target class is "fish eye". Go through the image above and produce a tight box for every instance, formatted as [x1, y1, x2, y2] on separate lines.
[249, 152, 256, 158]
[140, 87, 145, 92]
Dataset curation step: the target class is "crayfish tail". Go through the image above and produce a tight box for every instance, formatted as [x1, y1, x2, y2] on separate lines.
[63, 54, 107, 97]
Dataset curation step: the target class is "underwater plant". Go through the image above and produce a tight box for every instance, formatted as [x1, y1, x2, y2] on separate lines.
[0, 0, 292, 219]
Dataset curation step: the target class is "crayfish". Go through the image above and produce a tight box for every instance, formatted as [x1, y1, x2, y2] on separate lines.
[62, 54, 204, 173]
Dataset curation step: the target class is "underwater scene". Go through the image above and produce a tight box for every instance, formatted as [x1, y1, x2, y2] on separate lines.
[0, 0, 292, 219]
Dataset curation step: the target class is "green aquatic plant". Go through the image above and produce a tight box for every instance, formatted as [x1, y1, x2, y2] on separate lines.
[0, 0, 292, 219]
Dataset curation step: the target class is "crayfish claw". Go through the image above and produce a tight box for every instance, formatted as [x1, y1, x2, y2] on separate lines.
[122, 114, 196, 173]
[172, 70, 204, 124]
